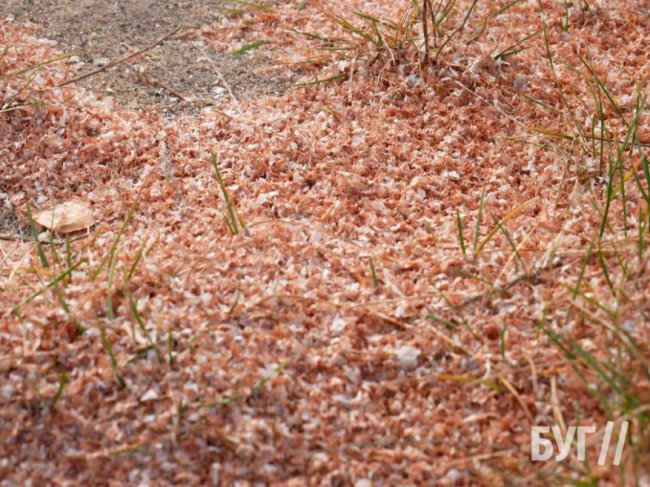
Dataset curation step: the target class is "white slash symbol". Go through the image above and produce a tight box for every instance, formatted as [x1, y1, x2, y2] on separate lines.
[598, 421, 629, 466]
[613, 421, 629, 466]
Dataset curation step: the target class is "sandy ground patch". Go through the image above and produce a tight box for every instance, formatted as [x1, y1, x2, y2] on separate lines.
[6, 0, 291, 114]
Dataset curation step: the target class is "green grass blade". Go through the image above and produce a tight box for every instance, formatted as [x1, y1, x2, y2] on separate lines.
[456, 210, 466, 255]
[232, 40, 267, 56]
[0, 53, 74, 80]
[128, 295, 162, 363]
[91, 199, 139, 281]
[49, 372, 68, 411]
[99, 324, 126, 388]
[26, 204, 49, 268]
[367, 256, 380, 287]
[473, 188, 485, 251]
[210, 152, 240, 235]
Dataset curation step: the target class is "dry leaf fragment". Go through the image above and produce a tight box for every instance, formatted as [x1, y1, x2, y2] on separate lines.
[33, 201, 95, 233]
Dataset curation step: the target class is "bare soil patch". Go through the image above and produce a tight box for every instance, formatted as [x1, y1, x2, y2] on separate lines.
[6, 0, 290, 114]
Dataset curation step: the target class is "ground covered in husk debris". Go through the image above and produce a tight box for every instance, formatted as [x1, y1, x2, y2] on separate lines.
[1, 1, 649, 485]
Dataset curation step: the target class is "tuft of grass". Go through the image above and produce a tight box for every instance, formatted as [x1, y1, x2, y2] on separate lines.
[11, 259, 85, 315]
[210, 152, 248, 236]
[515, 9, 650, 481]
[295, 4, 418, 74]
[321, 7, 411, 55]
[430, 0, 478, 60]
[124, 238, 159, 346]
[297, 0, 532, 84]
[12, 210, 87, 334]
[416, 3, 648, 480]
[91, 199, 139, 281]
[1, 47, 74, 113]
